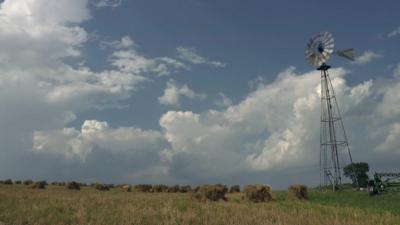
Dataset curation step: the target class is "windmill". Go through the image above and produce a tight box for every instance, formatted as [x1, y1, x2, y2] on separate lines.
[305, 31, 357, 191]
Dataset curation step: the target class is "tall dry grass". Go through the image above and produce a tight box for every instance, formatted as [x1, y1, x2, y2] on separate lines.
[0, 184, 399, 225]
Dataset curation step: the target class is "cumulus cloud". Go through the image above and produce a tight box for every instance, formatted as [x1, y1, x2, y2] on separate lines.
[93, 0, 123, 8]
[394, 64, 400, 78]
[105, 37, 189, 76]
[0, 0, 89, 69]
[26, 63, 400, 186]
[0, 1, 173, 112]
[376, 81, 400, 118]
[176, 47, 226, 68]
[214, 92, 233, 107]
[0, 0, 185, 182]
[25, 63, 400, 186]
[159, 68, 330, 177]
[351, 50, 383, 65]
[32, 120, 169, 183]
[158, 80, 207, 106]
[101, 35, 135, 49]
[157, 57, 190, 72]
[1, 0, 91, 23]
[158, 66, 400, 184]
[33, 120, 166, 161]
[0, 0, 94, 120]
[387, 26, 400, 38]
[376, 123, 400, 153]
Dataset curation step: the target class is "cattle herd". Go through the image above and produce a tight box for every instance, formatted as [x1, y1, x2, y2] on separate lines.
[0, 179, 308, 202]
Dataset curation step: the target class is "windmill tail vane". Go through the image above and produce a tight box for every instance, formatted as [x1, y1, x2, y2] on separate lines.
[335, 49, 355, 61]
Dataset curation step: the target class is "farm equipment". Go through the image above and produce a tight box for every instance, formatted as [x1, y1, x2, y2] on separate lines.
[368, 172, 400, 195]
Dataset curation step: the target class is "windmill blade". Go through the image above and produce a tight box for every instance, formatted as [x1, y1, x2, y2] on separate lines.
[321, 33, 333, 43]
[317, 53, 327, 65]
[325, 43, 334, 49]
[313, 33, 323, 40]
[306, 51, 314, 58]
[322, 52, 331, 61]
[306, 49, 314, 58]
[307, 53, 316, 63]
[336, 48, 355, 61]
[308, 53, 317, 65]
[307, 39, 314, 47]
[325, 41, 334, 47]
[305, 31, 335, 67]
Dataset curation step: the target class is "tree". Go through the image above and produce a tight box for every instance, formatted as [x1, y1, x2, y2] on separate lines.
[343, 162, 369, 188]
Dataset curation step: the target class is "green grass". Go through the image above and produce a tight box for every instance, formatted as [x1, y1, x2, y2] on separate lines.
[270, 189, 400, 214]
[0, 184, 399, 225]
[309, 189, 400, 214]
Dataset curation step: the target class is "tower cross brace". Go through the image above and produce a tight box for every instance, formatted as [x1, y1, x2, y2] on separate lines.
[318, 63, 357, 191]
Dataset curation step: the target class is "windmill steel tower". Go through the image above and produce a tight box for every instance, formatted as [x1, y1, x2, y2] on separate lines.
[305, 32, 357, 191]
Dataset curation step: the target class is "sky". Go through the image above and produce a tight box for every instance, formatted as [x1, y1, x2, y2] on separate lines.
[0, 0, 400, 189]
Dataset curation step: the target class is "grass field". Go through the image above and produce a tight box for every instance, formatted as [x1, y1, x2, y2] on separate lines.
[0, 184, 399, 225]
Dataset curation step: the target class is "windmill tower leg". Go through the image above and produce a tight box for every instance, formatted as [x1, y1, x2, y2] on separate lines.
[318, 63, 355, 191]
